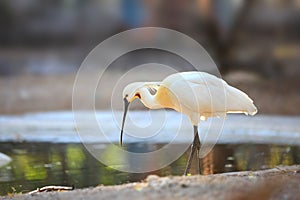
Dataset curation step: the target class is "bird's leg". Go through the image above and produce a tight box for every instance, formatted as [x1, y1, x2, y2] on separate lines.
[184, 135, 197, 176]
[184, 126, 201, 175]
[193, 126, 201, 174]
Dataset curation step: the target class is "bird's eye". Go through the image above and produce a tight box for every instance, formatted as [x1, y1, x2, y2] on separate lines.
[147, 87, 157, 95]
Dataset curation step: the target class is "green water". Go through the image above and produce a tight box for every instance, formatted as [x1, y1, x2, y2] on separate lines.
[0, 142, 299, 196]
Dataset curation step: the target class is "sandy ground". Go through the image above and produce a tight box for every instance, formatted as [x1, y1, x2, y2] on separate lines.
[0, 70, 299, 115]
[3, 165, 300, 200]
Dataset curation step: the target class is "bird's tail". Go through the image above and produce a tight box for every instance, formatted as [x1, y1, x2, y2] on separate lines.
[226, 85, 258, 115]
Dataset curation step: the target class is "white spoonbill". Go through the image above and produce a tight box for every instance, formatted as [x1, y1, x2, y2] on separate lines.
[120, 71, 257, 175]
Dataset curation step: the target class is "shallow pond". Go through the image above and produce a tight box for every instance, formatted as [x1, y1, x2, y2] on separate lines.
[0, 142, 299, 195]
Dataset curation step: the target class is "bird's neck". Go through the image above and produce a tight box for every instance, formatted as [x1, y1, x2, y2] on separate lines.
[139, 88, 162, 109]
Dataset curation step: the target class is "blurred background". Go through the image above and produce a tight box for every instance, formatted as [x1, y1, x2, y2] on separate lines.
[0, 0, 299, 114]
[0, 0, 300, 195]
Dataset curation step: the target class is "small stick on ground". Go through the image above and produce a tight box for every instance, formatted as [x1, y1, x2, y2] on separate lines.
[28, 186, 74, 194]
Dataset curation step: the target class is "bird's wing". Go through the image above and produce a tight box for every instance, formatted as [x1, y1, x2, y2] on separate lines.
[161, 72, 226, 114]
[161, 71, 256, 118]
[162, 71, 227, 89]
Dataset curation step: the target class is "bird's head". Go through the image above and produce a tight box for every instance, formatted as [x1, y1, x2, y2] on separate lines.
[122, 82, 144, 104]
[120, 82, 160, 146]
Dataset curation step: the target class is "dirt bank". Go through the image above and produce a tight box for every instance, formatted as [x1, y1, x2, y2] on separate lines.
[4, 165, 300, 200]
[1, 71, 300, 115]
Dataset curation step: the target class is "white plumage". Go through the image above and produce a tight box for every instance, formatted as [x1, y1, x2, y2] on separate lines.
[123, 71, 257, 124]
[120, 71, 257, 175]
